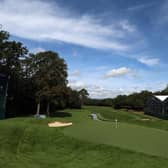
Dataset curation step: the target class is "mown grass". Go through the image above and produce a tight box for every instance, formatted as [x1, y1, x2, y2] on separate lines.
[0, 107, 168, 167]
[85, 106, 168, 131]
[63, 107, 168, 158]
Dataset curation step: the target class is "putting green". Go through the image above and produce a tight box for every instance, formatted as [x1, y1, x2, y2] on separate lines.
[63, 113, 168, 158]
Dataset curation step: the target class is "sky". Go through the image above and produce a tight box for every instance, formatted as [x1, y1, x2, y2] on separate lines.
[0, 0, 168, 98]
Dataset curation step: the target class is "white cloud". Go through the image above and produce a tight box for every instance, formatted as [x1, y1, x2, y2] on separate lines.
[68, 79, 167, 99]
[105, 67, 131, 78]
[70, 70, 80, 77]
[30, 47, 45, 54]
[68, 80, 126, 98]
[138, 56, 160, 66]
[88, 86, 127, 99]
[120, 20, 136, 32]
[68, 81, 139, 98]
[68, 80, 87, 90]
[127, 3, 156, 11]
[0, 0, 138, 52]
[89, 82, 167, 99]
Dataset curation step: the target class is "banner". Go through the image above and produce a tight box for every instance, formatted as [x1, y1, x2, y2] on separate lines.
[0, 74, 8, 119]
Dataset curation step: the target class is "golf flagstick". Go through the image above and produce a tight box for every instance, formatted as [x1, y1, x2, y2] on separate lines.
[115, 119, 118, 128]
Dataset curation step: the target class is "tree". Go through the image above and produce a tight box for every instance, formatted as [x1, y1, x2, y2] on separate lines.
[78, 88, 89, 106]
[25, 51, 68, 116]
[113, 91, 153, 111]
[67, 88, 81, 109]
[113, 95, 127, 109]
[0, 30, 29, 117]
[0, 28, 82, 117]
[0, 31, 28, 76]
[161, 85, 168, 95]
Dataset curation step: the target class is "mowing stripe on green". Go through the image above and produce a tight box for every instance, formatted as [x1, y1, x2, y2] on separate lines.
[63, 113, 168, 158]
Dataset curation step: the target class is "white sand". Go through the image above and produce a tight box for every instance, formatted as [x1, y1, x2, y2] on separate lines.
[48, 121, 72, 127]
[141, 118, 150, 121]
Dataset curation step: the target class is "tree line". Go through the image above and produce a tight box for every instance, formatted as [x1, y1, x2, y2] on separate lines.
[85, 87, 168, 111]
[0, 29, 87, 117]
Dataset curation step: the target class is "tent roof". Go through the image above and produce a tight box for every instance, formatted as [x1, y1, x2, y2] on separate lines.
[154, 95, 168, 101]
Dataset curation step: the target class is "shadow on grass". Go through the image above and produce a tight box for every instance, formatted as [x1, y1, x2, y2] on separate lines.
[50, 112, 72, 118]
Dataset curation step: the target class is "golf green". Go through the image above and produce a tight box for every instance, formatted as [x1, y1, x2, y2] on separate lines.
[63, 112, 168, 158]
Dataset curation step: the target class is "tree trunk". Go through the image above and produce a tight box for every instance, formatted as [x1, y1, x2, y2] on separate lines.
[36, 101, 40, 115]
[47, 103, 50, 117]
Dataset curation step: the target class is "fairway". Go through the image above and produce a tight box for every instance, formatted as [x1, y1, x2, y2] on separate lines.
[63, 107, 168, 158]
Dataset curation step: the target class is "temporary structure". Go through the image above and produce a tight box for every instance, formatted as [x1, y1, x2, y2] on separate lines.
[0, 74, 8, 119]
[145, 95, 168, 119]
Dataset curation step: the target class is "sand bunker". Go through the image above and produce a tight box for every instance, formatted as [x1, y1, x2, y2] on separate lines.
[48, 121, 73, 127]
[141, 118, 150, 121]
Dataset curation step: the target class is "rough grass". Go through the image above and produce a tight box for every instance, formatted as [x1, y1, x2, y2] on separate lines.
[0, 107, 168, 167]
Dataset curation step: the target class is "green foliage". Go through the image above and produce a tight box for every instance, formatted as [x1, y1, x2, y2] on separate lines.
[0, 29, 81, 117]
[87, 91, 153, 111]
[0, 30, 33, 117]
[156, 85, 168, 95]
[67, 89, 81, 109]
[85, 98, 114, 107]
[79, 88, 89, 99]
[115, 91, 153, 111]
[24, 51, 69, 115]
[78, 88, 89, 106]
[0, 31, 28, 76]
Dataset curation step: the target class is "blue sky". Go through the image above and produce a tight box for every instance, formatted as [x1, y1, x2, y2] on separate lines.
[0, 0, 167, 98]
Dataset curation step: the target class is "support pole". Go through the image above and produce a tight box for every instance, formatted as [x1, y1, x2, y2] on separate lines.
[115, 119, 118, 128]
